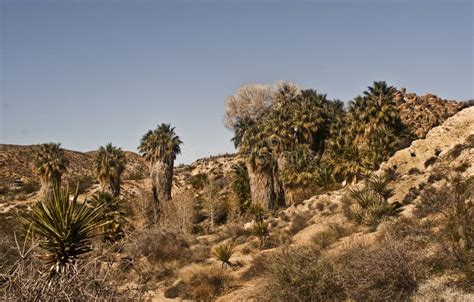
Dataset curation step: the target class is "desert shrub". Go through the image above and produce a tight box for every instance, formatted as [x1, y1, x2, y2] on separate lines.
[241, 252, 269, 280]
[427, 169, 444, 183]
[288, 211, 311, 235]
[133, 227, 189, 264]
[424, 156, 437, 168]
[454, 162, 471, 173]
[202, 180, 228, 232]
[264, 246, 344, 301]
[402, 186, 419, 205]
[189, 173, 209, 191]
[124, 169, 147, 181]
[312, 224, 354, 249]
[219, 221, 250, 241]
[382, 217, 434, 248]
[1, 234, 140, 301]
[408, 167, 420, 175]
[334, 237, 423, 301]
[180, 266, 232, 301]
[15, 181, 40, 195]
[159, 190, 196, 235]
[415, 174, 474, 277]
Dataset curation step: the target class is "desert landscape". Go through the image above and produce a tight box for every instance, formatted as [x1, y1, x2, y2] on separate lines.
[1, 82, 473, 301]
[1, 1, 473, 301]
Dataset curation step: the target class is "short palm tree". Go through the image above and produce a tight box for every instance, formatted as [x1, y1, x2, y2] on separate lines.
[34, 143, 69, 199]
[23, 186, 109, 274]
[94, 143, 127, 197]
[138, 123, 182, 207]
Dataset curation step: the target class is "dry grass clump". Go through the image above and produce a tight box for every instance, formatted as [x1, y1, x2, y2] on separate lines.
[288, 211, 311, 235]
[171, 265, 232, 301]
[311, 223, 355, 249]
[415, 174, 474, 278]
[264, 246, 344, 302]
[131, 227, 190, 264]
[1, 239, 140, 301]
[334, 237, 424, 301]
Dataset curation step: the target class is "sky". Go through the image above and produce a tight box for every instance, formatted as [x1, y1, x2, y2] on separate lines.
[1, 0, 473, 164]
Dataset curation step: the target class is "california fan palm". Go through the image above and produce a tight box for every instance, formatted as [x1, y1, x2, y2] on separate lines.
[34, 143, 69, 199]
[94, 143, 127, 197]
[138, 123, 182, 208]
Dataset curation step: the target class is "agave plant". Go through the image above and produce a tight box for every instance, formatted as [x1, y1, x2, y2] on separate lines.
[213, 243, 234, 268]
[23, 186, 109, 274]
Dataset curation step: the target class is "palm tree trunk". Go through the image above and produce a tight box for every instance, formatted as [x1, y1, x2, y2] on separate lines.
[246, 160, 276, 210]
[39, 175, 53, 200]
[150, 159, 173, 206]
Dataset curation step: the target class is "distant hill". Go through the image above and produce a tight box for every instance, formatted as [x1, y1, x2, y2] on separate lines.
[0, 144, 148, 185]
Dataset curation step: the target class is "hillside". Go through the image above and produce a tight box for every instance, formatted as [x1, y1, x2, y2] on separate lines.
[0, 103, 472, 301]
[0, 144, 148, 185]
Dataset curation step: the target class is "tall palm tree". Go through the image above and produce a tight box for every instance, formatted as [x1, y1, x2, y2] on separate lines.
[138, 123, 182, 207]
[34, 143, 69, 199]
[94, 143, 127, 197]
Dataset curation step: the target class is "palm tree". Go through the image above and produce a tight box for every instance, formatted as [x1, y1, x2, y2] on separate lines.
[138, 123, 182, 207]
[94, 143, 127, 197]
[34, 143, 69, 199]
[23, 186, 109, 274]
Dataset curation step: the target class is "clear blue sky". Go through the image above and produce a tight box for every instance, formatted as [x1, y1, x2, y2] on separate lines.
[1, 0, 472, 164]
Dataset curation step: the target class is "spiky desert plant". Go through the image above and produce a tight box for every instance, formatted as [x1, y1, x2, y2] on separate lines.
[138, 123, 182, 208]
[248, 203, 266, 224]
[23, 186, 109, 274]
[90, 191, 125, 242]
[94, 143, 127, 197]
[213, 244, 234, 268]
[252, 221, 270, 247]
[346, 187, 400, 227]
[34, 143, 69, 199]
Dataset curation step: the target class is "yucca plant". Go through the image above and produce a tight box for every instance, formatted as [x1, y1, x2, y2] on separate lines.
[213, 244, 234, 268]
[253, 221, 270, 247]
[248, 204, 266, 224]
[347, 187, 400, 227]
[366, 173, 393, 199]
[23, 186, 109, 274]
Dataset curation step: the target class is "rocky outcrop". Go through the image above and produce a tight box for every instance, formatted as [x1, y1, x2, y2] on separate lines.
[395, 90, 465, 139]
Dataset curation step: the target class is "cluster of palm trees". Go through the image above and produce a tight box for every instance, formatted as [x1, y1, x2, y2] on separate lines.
[226, 81, 409, 210]
[33, 123, 183, 209]
[28, 123, 183, 272]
